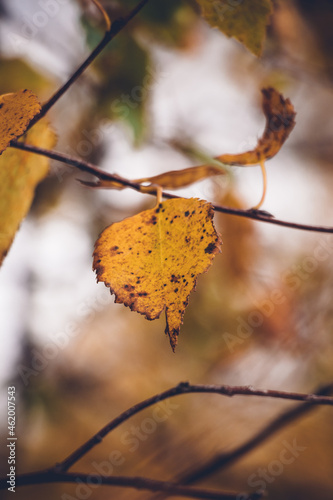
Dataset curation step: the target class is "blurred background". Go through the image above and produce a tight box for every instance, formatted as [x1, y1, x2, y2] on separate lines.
[0, 0, 333, 498]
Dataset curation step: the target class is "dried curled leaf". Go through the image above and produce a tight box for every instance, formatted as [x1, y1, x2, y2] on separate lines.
[0, 89, 41, 155]
[79, 176, 125, 190]
[93, 198, 221, 351]
[0, 121, 56, 265]
[217, 87, 296, 166]
[80, 165, 226, 191]
[81, 88, 294, 200]
[135, 165, 225, 190]
[195, 0, 273, 56]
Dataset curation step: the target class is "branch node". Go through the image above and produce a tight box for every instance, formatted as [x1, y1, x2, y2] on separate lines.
[109, 17, 126, 35]
[177, 381, 190, 390]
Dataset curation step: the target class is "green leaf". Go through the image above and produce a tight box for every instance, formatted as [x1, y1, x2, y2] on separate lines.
[195, 0, 273, 56]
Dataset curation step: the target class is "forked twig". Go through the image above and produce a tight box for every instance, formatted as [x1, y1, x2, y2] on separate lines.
[42, 382, 333, 472]
[1, 382, 331, 498]
[176, 382, 333, 485]
[1, 382, 332, 498]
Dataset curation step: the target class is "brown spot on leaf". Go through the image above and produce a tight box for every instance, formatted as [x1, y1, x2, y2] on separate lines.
[124, 284, 135, 291]
[205, 242, 216, 254]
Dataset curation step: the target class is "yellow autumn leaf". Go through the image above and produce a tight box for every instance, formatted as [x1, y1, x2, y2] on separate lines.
[0, 121, 57, 265]
[0, 89, 41, 155]
[93, 198, 221, 351]
[217, 87, 296, 166]
[195, 0, 273, 56]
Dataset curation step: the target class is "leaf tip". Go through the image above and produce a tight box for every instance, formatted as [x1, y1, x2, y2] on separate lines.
[165, 322, 179, 352]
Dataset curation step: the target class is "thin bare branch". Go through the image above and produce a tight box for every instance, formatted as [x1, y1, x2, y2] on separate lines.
[11, 142, 137, 188]
[0, 471, 262, 499]
[10, 142, 333, 234]
[1, 382, 331, 498]
[46, 381, 333, 473]
[26, 0, 150, 129]
[149, 383, 333, 500]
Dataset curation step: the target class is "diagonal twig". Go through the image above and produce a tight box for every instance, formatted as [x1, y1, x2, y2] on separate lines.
[10, 142, 333, 235]
[26, 0, 150, 129]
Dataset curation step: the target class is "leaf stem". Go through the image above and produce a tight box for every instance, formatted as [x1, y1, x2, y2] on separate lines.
[91, 0, 111, 31]
[251, 159, 267, 210]
[155, 185, 163, 206]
